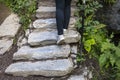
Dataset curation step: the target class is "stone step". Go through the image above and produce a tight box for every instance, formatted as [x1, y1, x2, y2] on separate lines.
[33, 18, 77, 29]
[28, 29, 81, 46]
[0, 13, 21, 38]
[13, 45, 70, 60]
[5, 59, 74, 77]
[0, 38, 13, 55]
[68, 75, 86, 80]
[36, 6, 76, 18]
[38, 0, 77, 7]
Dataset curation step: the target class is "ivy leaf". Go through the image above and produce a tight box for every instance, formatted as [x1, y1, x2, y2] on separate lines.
[116, 59, 120, 69]
[115, 48, 120, 57]
[99, 54, 107, 68]
[95, 24, 106, 29]
[116, 72, 120, 80]
[84, 45, 91, 52]
[84, 39, 95, 52]
[109, 54, 116, 66]
[101, 41, 111, 52]
[90, 39, 96, 45]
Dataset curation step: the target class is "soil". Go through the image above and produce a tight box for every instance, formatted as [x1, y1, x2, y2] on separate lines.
[0, 3, 11, 24]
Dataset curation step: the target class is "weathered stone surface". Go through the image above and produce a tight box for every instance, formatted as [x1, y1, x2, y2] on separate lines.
[5, 59, 74, 77]
[33, 18, 77, 29]
[68, 75, 85, 80]
[28, 30, 80, 46]
[17, 37, 27, 47]
[68, 72, 92, 80]
[33, 18, 56, 29]
[36, 7, 55, 18]
[0, 39, 13, 55]
[36, 7, 76, 18]
[70, 45, 78, 54]
[0, 13, 21, 37]
[28, 30, 57, 46]
[64, 30, 81, 44]
[25, 29, 30, 37]
[38, 0, 77, 7]
[38, 0, 55, 7]
[13, 45, 70, 60]
[68, 67, 92, 80]
[71, 54, 77, 58]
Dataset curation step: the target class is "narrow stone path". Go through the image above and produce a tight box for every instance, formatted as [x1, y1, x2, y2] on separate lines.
[4, 0, 80, 77]
[0, 13, 21, 55]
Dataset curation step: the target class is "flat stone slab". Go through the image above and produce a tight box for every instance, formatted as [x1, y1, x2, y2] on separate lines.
[38, 0, 77, 7]
[33, 18, 77, 29]
[0, 13, 21, 38]
[28, 30, 57, 46]
[5, 59, 74, 77]
[36, 7, 76, 18]
[68, 67, 92, 80]
[28, 30, 80, 46]
[68, 75, 85, 80]
[0, 38, 13, 55]
[70, 45, 78, 54]
[13, 45, 70, 60]
[64, 30, 81, 44]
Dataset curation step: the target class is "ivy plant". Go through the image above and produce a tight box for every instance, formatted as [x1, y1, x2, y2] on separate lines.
[76, 0, 120, 80]
[0, 0, 36, 30]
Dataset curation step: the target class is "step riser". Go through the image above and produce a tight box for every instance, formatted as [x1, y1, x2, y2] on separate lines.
[28, 30, 81, 46]
[5, 59, 74, 77]
[38, 0, 77, 7]
[13, 45, 70, 60]
[28, 30, 57, 46]
[33, 18, 77, 29]
[36, 7, 76, 19]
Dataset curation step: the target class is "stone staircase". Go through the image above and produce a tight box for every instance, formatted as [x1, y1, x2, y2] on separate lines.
[5, 0, 81, 77]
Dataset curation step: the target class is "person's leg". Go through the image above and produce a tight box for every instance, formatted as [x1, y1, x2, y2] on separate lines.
[64, 0, 72, 29]
[55, 0, 65, 35]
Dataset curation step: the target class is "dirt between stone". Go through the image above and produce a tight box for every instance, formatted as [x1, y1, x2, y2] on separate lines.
[0, 3, 11, 24]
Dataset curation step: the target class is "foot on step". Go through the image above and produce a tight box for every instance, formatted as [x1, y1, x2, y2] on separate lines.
[57, 35, 65, 45]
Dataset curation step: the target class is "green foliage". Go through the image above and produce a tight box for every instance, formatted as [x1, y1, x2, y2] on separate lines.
[0, 0, 36, 30]
[76, 0, 120, 80]
[103, 0, 117, 4]
[76, 0, 104, 53]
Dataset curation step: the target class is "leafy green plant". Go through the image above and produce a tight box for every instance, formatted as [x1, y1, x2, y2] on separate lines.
[0, 0, 36, 30]
[103, 0, 117, 4]
[76, 0, 120, 80]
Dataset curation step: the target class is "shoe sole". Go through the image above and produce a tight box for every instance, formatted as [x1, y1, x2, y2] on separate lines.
[57, 39, 65, 45]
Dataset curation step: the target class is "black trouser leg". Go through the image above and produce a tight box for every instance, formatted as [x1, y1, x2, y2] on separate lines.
[64, 0, 72, 29]
[55, 0, 65, 35]
[55, 0, 71, 35]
